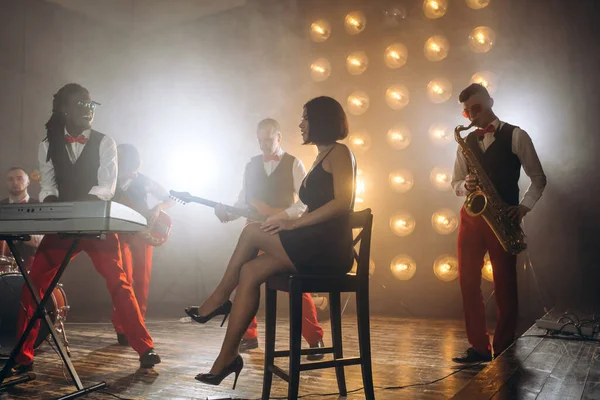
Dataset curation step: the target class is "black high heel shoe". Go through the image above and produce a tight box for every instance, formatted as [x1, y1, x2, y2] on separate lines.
[195, 355, 243, 389]
[184, 300, 232, 326]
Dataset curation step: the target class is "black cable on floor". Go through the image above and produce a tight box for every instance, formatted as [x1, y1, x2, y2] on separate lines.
[253, 361, 483, 399]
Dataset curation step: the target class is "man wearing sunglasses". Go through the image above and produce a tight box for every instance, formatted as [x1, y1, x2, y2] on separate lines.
[10, 84, 161, 376]
[451, 83, 546, 363]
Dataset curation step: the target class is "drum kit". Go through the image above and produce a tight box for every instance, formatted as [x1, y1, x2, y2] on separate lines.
[0, 240, 70, 357]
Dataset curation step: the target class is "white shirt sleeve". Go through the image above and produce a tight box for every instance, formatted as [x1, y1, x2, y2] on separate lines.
[284, 158, 308, 219]
[25, 235, 44, 248]
[147, 178, 171, 202]
[38, 140, 59, 202]
[451, 147, 470, 197]
[512, 128, 547, 209]
[88, 135, 118, 200]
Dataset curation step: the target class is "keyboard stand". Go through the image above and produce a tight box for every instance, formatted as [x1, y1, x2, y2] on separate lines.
[0, 234, 106, 399]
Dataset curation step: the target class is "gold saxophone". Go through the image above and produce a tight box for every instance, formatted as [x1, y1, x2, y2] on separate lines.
[454, 123, 527, 255]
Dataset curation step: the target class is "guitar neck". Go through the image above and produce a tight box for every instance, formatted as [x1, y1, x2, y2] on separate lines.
[186, 196, 257, 220]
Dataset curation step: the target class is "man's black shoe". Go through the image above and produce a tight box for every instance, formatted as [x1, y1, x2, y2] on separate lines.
[117, 333, 129, 346]
[307, 339, 325, 361]
[139, 348, 161, 368]
[452, 347, 492, 363]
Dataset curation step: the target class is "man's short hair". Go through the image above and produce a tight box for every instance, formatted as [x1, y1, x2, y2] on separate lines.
[257, 118, 280, 134]
[458, 83, 491, 103]
[7, 167, 28, 177]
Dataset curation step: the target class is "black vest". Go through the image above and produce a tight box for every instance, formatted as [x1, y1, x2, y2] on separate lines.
[466, 122, 521, 206]
[47, 130, 104, 201]
[244, 153, 295, 209]
[0, 197, 39, 266]
[115, 174, 150, 214]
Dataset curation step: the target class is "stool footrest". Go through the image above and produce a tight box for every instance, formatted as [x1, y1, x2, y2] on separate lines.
[273, 347, 334, 358]
[269, 365, 290, 383]
[267, 357, 363, 384]
[299, 357, 362, 371]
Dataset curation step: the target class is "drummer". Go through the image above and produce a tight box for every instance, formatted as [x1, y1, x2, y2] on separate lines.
[0, 167, 43, 269]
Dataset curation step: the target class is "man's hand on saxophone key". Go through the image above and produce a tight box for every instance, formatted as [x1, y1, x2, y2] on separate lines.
[507, 205, 530, 223]
[464, 174, 479, 192]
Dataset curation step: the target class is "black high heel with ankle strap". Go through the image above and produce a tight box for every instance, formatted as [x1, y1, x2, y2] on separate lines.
[195, 354, 244, 389]
[184, 300, 232, 326]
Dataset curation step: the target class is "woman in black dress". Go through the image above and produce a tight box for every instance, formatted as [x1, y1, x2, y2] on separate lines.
[194, 96, 356, 388]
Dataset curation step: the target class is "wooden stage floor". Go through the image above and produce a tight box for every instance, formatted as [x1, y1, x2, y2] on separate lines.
[0, 312, 598, 399]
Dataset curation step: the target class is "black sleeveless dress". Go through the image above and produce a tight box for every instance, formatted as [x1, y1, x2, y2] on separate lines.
[279, 152, 354, 275]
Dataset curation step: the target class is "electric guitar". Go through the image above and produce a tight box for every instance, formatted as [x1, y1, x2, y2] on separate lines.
[139, 211, 172, 247]
[117, 194, 172, 247]
[169, 190, 285, 222]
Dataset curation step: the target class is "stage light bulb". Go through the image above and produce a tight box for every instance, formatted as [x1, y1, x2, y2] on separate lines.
[433, 255, 459, 282]
[482, 253, 494, 282]
[387, 126, 412, 150]
[385, 84, 410, 110]
[428, 124, 452, 145]
[383, 5, 407, 27]
[468, 26, 496, 53]
[430, 167, 452, 191]
[424, 35, 450, 61]
[390, 212, 416, 237]
[432, 208, 458, 235]
[346, 51, 369, 75]
[389, 170, 414, 193]
[423, 0, 448, 19]
[345, 11, 366, 35]
[391, 255, 417, 280]
[384, 43, 408, 69]
[354, 168, 366, 205]
[427, 78, 452, 103]
[466, 0, 490, 9]
[347, 91, 370, 116]
[310, 20, 331, 42]
[347, 131, 371, 153]
[310, 58, 331, 82]
[471, 71, 498, 94]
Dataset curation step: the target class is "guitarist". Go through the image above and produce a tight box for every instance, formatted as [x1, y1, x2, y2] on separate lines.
[111, 143, 174, 345]
[203, 118, 325, 358]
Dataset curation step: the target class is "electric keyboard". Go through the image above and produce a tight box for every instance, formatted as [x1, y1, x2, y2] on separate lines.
[0, 201, 147, 235]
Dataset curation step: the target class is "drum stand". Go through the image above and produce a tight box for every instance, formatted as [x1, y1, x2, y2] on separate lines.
[0, 234, 106, 399]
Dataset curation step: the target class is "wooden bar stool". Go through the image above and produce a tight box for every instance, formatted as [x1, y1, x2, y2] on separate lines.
[261, 209, 375, 400]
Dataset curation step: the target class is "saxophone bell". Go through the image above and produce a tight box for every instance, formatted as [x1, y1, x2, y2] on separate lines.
[465, 191, 487, 216]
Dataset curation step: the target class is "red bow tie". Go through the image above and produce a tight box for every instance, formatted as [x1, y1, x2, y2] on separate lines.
[65, 135, 87, 144]
[475, 124, 495, 139]
[263, 154, 281, 162]
[20, 199, 27, 204]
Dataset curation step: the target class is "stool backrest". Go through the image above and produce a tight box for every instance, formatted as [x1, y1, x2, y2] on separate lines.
[350, 208, 373, 283]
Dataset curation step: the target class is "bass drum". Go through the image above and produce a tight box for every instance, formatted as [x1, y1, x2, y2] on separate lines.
[0, 241, 15, 274]
[0, 273, 69, 356]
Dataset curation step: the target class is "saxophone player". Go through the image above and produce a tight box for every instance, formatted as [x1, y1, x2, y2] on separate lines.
[451, 83, 547, 363]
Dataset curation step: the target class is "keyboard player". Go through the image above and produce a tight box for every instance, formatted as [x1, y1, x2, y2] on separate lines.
[0, 167, 43, 269]
[11, 83, 161, 375]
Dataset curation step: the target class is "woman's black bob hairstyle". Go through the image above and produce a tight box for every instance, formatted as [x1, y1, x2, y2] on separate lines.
[302, 96, 349, 145]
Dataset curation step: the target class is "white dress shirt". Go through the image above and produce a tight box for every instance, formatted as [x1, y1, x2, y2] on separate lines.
[451, 119, 547, 210]
[8, 194, 43, 247]
[118, 173, 171, 202]
[233, 148, 308, 219]
[38, 128, 118, 202]
[8, 193, 30, 204]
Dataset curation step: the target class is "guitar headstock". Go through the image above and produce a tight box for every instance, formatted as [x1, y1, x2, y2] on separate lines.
[169, 190, 193, 205]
